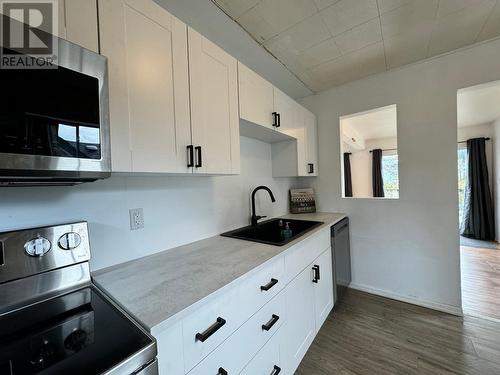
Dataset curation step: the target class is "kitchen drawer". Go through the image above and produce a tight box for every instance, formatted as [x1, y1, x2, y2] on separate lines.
[187, 290, 285, 375]
[182, 257, 284, 372]
[284, 228, 330, 281]
[240, 328, 282, 375]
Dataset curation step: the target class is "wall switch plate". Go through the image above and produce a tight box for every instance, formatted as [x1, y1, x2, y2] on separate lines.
[129, 208, 144, 230]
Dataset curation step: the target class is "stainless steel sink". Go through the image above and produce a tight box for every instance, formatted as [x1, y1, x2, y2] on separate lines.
[221, 218, 323, 246]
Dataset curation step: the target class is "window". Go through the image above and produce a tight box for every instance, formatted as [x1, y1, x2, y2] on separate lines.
[457, 147, 468, 227]
[382, 153, 399, 199]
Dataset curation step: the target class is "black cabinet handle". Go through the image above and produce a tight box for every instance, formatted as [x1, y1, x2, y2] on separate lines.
[195, 317, 226, 342]
[218, 368, 228, 375]
[262, 314, 280, 331]
[260, 278, 278, 291]
[276, 113, 281, 128]
[272, 365, 281, 375]
[272, 112, 278, 127]
[187, 145, 194, 167]
[312, 265, 320, 283]
[195, 146, 202, 168]
[308, 163, 314, 174]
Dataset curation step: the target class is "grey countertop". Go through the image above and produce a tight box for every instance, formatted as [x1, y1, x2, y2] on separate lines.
[92, 212, 346, 332]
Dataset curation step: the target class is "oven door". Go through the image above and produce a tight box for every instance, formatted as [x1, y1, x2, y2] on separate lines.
[0, 37, 110, 185]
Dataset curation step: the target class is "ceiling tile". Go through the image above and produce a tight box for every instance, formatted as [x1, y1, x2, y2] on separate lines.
[380, 0, 439, 39]
[215, 0, 260, 19]
[384, 27, 431, 69]
[427, 0, 495, 57]
[295, 38, 342, 67]
[310, 41, 385, 90]
[334, 18, 382, 54]
[377, 0, 413, 14]
[313, 0, 341, 10]
[320, 0, 379, 37]
[476, 0, 500, 42]
[436, 0, 487, 18]
[250, 0, 318, 41]
[264, 13, 331, 53]
[237, 7, 278, 42]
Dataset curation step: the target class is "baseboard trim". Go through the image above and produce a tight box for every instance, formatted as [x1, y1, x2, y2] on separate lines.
[349, 282, 463, 316]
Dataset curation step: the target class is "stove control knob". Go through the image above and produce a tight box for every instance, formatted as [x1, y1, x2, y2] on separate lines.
[24, 237, 51, 257]
[58, 232, 81, 250]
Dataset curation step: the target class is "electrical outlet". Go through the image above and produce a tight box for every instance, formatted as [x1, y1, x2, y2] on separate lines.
[129, 208, 144, 230]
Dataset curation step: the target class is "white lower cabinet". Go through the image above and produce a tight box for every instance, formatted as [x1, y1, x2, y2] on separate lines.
[154, 228, 334, 375]
[240, 327, 283, 375]
[282, 265, 316, 374]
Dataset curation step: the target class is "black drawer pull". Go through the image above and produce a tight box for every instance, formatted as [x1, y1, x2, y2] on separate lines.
[272, 365, 281, 375]
[276, 113, 281, 128]
[218, 367, 228, 375]
[312, 265, 320, 283]
[260, 278, 278, 291]
[195, 146, 202, 168]
[308, 163, 314, 174]
[187, 145, 194, 167]
[195, 317, 226, 342]
[262, 314, 279, 331]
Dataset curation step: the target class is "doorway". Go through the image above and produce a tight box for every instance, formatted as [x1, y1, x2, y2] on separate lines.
[457, 81, 500, 321]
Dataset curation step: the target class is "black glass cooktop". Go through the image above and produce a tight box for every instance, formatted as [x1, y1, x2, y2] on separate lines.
[0, 286, 153, 375]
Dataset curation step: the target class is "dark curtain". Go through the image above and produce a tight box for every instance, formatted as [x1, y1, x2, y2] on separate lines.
[461, 138, 495, 240]
[343, 153, 352, 197]
[372, 149, 384, 197]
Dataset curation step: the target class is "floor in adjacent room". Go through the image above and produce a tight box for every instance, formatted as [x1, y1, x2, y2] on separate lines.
[461, 245, 500, 321]
[296, 289, 500, 375]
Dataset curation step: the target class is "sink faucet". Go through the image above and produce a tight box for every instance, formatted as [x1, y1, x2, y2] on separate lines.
[251, 186, 276, 226]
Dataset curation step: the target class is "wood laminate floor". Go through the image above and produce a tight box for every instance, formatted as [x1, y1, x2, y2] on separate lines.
[296, 289, 500, 375]
[461, 245, 500, 321]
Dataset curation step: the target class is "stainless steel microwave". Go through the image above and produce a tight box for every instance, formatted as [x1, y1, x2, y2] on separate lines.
[0, 36, 111, 186]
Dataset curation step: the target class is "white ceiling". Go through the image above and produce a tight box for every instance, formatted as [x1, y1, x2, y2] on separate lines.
[341, 104, 397, 140]
[458, 80, 500, 128]
[214, 0, 500, 93]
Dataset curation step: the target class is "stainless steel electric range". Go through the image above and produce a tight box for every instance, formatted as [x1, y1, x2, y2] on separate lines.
[0, 222, 157, 375]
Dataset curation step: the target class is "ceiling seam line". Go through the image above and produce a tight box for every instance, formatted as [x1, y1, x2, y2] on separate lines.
[473, 1, 497, 43]
[376, 0, 388, 71]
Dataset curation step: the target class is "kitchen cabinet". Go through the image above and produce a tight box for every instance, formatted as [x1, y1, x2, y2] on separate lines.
[99, 0, 191, 173]
[58, 0, 99, 52]
[188, 27, 240, 175]
[273, 87, 296, 132]
[282, 264, 316, 374]
[313, 247, 334, 331]
[238, 62, 275, 130]
[272, 104, 319, 177]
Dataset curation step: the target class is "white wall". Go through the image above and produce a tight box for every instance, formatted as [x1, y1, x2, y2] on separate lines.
[300, 38, 500, 314]
[0, 137, 297, 271]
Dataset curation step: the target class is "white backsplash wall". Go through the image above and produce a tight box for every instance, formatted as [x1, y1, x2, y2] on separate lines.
[0, 137, 297, 271]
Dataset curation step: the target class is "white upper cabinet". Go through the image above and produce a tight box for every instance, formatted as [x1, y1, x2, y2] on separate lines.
[238, 62, 275, 130]
[273, 87, 296, 132]
[304, 108, 319, 176]
[188, 27, 240, 175]
[58, 0, 99, 52]
[98, 0, 192, 173]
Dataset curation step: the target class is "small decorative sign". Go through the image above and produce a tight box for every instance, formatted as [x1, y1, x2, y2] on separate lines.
[290, 188, 316, 214]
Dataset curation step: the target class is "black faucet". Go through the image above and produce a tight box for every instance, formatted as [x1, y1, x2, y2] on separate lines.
[251, 186, 276, 226]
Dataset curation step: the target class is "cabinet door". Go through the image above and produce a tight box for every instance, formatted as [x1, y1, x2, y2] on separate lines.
[238, 62, 275, 130]
[99, 0, 191, 173]
[59, 0, 99, 52]
[273, 88, 296, 132]
[188, 27, 240, 175]
[304, 108, 318, 176]
[313, 248, 334, 332]
[282, 266, 316, 374]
